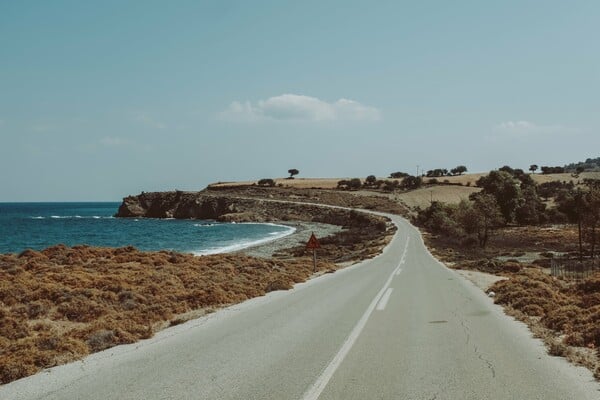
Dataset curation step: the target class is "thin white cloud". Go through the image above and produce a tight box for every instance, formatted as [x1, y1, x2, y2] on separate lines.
[493, 120, 562, 135]
[133, 113, 167, 129]
[220, 94, 381, 122]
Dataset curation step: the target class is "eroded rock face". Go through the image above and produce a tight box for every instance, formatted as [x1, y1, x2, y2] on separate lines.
[116, 192, 239, 219]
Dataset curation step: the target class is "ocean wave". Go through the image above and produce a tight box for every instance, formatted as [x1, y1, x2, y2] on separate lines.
[192, 225, 296, 256]
[193, 223, 216, 227]
[33, 216, 114, 220]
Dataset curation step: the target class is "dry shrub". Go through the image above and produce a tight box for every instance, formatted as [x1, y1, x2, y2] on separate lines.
[0, 336, 88, 384]
[265, 279, 292, 292]
[0, 244, 344, 384]
[580, 292, 600, 308]
[543, 305, 587, 331]
[520, 304, 545, 316]
[549, 341, 568, 357]
[1, 317, 30, 340]
[86, 330, 117, 352]
[493, 269, 566, 315]
[56, 297, 106, 322]
[26, 300, 51, 318]
[577, 274, 600, 294]
[492, 270, 600, 353]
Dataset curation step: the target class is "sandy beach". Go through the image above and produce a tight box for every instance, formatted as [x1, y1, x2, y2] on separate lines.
[239, 221, 342, 258]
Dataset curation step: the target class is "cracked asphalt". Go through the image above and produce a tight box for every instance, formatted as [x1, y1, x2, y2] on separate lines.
[1, 215, 599, 399]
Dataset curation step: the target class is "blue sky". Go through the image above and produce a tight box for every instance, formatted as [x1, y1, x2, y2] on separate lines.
[1, 1, 598, 201]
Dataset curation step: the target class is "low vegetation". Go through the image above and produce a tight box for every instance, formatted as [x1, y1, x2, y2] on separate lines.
[0, 245, 339, 384]
[417, 166, 600, 257]
[257, 178, 276, 187]
[0, 193, 396, 384]
[491, 269, 600, 379]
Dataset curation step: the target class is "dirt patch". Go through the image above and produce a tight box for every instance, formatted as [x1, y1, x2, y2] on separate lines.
[423, 225, 580, 265]
[455, 270, 507, 291]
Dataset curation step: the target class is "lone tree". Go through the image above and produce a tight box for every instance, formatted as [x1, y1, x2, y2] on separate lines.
[457, 193, 504, 248]
[288, 169, 299, 179]
[389, 171, 409, 179]
[450, 165, 467, 175]
[529, 164, 538, 174]
[365, 175, 377, 186]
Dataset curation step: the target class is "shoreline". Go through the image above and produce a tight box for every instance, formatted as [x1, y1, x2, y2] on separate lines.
[191, 222, 298, 256]
[238, 221, 343, 258]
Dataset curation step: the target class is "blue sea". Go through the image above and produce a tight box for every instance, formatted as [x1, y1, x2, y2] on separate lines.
[0, 203, 295, 255]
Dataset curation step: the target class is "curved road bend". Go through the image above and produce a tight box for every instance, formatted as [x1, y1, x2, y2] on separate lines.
[2, 214, 599, 400]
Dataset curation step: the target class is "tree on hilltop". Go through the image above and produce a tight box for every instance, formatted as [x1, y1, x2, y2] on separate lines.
[402, 175, 423, 190]
[451, 165, 467, 175]
[365, 175, 377, 186]
[287, 169, 299, 179]
[389, 171, 409, 179]
[337, 178, 362, 190]
[529, 164, 538, 174]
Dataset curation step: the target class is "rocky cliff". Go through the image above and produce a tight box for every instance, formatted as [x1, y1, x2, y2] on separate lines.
[117, 191, 240, 220]
[116, 191, 387, 228]
[116, 190, 395, 262]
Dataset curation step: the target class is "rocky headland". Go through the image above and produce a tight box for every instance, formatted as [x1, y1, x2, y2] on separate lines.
[117, 189, 397, 264]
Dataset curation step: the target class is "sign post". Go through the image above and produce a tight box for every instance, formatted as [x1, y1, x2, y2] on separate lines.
[305, 232, 321, 272]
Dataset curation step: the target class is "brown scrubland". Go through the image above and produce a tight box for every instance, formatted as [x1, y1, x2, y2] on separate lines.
[0, 245, 338, 383]
[0, 194, 395, 384]
[2, 171, 599, 383]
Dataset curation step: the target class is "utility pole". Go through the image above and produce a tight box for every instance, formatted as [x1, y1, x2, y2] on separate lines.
[577, 190, 583, 263]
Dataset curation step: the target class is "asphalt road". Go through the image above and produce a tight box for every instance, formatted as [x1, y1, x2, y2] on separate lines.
[2, 214, 599, 400]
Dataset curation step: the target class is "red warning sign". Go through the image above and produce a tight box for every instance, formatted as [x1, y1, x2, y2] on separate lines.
[306, 233, 321, 249]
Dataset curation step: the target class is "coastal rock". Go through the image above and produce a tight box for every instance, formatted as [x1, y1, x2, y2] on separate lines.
[116, 192, 238, 219]
[115, 190, 396, 264]
[217, 212, 264, 223]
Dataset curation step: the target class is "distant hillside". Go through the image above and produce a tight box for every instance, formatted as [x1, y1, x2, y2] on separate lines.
[564, 157, 600, 172]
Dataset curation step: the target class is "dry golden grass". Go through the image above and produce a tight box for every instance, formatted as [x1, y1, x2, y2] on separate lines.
[0, 245, 336, 384]
[491, 269, 600, 377]
[209, 178, 345, 189]
[530, 171, 600, 184]
[394, 186, 480, 209]
[208, 171, 600, 191]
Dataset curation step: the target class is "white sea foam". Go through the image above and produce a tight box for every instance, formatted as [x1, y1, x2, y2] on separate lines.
[192, 223, 296, 256]
[40, 215, 113, 220]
